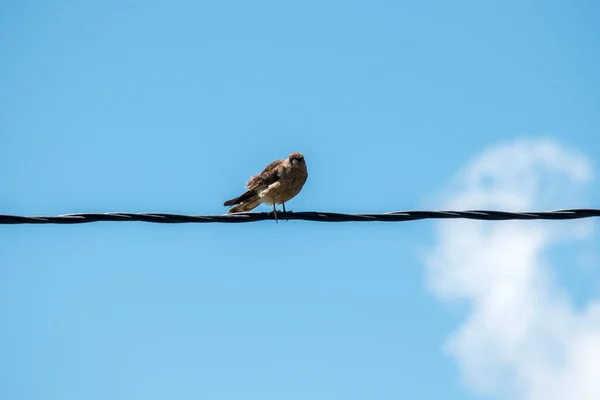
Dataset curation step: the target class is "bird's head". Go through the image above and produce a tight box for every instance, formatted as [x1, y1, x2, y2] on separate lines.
[289, 152, 305, 166]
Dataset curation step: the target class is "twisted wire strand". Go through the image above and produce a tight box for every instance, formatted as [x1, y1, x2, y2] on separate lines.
[1, 209, 599, 224]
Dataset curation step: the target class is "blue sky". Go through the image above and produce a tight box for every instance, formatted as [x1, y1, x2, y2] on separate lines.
[1, 1, 599, 399]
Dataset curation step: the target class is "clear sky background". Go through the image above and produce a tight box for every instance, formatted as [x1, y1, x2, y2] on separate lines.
[1, 1, 599, 399]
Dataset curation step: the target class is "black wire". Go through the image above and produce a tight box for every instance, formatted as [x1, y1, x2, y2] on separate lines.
[1, 209, 599, 224]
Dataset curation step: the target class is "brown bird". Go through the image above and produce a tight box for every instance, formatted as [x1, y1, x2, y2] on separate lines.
[224, 152, 308, 221]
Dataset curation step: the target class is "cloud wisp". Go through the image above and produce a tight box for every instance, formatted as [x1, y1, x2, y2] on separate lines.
[426, 139, 599, 400]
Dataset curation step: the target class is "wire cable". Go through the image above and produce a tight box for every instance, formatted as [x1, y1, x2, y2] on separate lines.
[1, 209, 599, 224]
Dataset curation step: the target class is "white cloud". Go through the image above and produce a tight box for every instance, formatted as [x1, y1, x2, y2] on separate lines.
[426, 139, 599, 400]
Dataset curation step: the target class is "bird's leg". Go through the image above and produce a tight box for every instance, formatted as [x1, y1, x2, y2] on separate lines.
[272, 203, 278, 224]
[282, 202, 289, 222]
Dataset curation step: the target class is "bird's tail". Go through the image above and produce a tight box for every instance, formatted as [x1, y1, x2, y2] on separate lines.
[223, 189, 257, 207]
[224, 189, 262, 213]
[227, 195, 262, 214]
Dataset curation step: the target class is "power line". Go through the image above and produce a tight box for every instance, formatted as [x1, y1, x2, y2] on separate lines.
[1, 209, 599, 224]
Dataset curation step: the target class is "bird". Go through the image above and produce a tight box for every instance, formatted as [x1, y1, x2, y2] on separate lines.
[224, 152, 308, 222]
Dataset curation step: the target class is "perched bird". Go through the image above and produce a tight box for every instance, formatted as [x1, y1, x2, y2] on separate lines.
[224, 152, 308, 221]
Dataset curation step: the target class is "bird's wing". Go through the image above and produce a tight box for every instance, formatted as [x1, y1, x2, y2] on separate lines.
[224, 159, 286, 207]
[246, 159, 285, 191]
